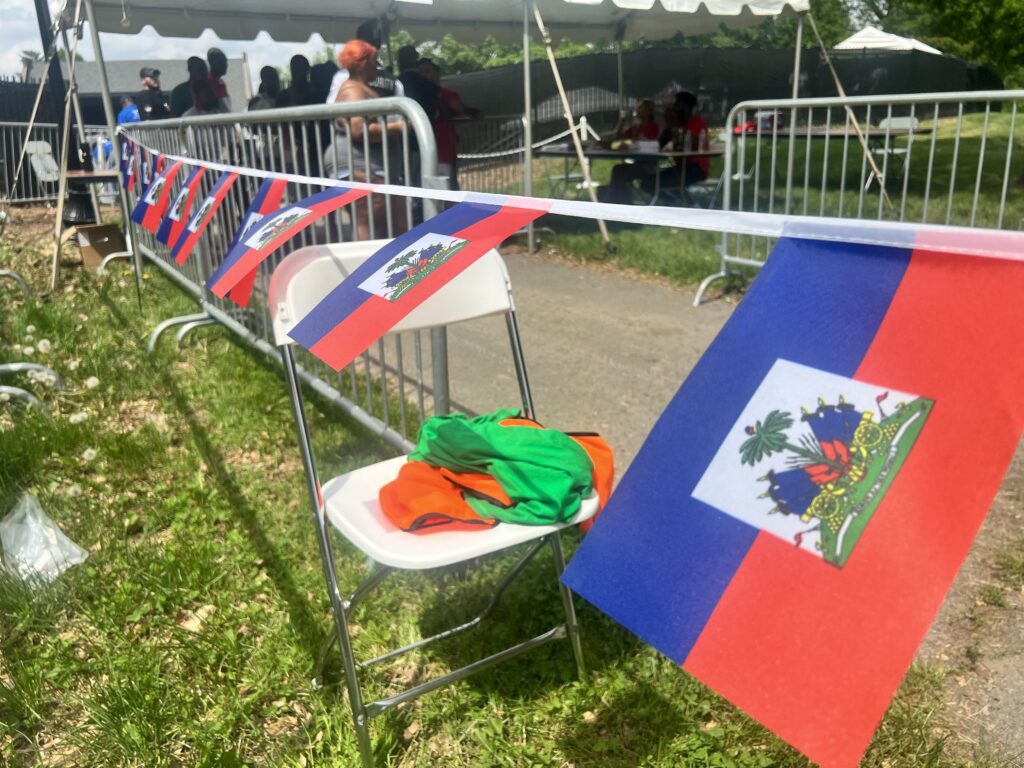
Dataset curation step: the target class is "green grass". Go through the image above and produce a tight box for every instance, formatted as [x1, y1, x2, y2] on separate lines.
[0, 221, 1002, 767]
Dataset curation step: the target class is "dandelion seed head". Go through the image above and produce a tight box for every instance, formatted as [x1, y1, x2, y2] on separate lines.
[82, 448, 98, 462]
[85, 376, 100, 390]
[69, 411, 89, 424]
[37, 339, 51, 354]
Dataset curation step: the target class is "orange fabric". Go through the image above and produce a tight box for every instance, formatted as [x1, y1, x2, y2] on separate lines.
[380, 418, 615, 534]
[379, 460, 499, 533]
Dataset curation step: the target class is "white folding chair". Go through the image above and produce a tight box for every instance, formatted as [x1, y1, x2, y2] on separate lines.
[867, 116, 919, 190]
[24, 141, 62, 185]
[269, 241, 597, 768]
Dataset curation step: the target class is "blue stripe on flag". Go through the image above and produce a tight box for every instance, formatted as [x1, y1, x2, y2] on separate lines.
[288, 202, 500, 349]
[561, 237, 912, 664]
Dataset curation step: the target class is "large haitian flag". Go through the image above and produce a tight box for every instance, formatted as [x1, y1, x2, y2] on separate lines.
[289, 200, 544, 371]
[131, 160, 183, 233]
[561, 233, 1024, 768]
[169, 171, 239, 265]
[207, 182, 365, 307]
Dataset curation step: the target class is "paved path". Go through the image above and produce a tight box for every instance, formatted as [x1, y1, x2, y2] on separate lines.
[446, 249, 735, 477]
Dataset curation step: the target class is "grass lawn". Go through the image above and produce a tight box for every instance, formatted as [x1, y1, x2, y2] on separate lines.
[0, 213, 1003, 767]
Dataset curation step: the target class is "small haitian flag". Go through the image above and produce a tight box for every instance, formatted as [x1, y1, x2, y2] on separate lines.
[125, 149, 138, 193]
[131, 160, 183, 233]
[156, 165, 205, 248]
[169, 171, 239, 265]
[204, 177, 351, 307]
[119, 138, 132, 186]
[561, 233, 1024, 768]
[288, 200, 545, 371]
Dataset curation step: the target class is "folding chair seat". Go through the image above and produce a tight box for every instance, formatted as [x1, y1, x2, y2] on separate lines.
[269, 240, 596, 768]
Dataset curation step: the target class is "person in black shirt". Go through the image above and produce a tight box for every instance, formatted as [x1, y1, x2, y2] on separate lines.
[396, 45, 438, 124]
[135, 67, 170, 121]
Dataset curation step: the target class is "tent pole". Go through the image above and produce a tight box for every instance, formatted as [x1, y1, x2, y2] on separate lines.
[784, 13, 803, 212]
[83, 0, 141, 307]
[532, 4, 611, 247]
[791, 14, 803, 99]
[522, 0, 534, 254]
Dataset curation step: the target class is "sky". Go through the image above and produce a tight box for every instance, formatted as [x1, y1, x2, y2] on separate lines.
[2, 0, 335, 85]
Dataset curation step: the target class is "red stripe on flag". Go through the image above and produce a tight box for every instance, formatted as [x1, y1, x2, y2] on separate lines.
[141, 161, 183, 232]
[210, 188, 369, 298]
[309, 205, 543, 370]
[683, 245, 1024, 768]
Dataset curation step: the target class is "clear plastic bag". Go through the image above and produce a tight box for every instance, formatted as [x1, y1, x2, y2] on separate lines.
[0, 494, 88, 584]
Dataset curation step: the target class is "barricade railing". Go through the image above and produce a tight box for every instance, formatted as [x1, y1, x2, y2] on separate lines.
[120, 98, 451, 451]
[456, 115, 603, 196]
[696, 89, 1024, 303]
[1, 122, 116, 203]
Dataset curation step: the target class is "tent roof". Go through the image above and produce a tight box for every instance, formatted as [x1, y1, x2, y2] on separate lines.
[90, 0, 809, 44]
[833, 26, 942, 56]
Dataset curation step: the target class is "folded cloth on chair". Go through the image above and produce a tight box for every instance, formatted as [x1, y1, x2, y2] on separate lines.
[379, 409, 614, 531]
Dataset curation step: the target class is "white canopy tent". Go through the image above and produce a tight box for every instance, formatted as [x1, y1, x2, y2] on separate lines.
[78, 0, 809, 247]
[88, 0, 808, 44]
[834, 25, 943, 56]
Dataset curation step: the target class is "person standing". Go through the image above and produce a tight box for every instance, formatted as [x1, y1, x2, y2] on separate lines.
[247, 66, 280, 111]
[326, 18, 403, 103]
[419, 58, 465, 189]
[169, 56, 209, 117]
[206, 48, 231, 111]
[116, 95, 140, 125]
[395, 45, 438, 124]
[135, 67, 170, 121]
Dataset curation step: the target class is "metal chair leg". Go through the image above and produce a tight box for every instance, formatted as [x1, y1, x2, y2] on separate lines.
[281, 345, 375, 768]
[549, 532, 586, 679]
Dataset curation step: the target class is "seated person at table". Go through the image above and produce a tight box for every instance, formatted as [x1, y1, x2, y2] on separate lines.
[642, 91, 709, 198]
[598, 99, 661, 205]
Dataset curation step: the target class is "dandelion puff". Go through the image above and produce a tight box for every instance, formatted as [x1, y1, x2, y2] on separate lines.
[26, 324, 36, 334]
[81, 448, 98, 462]
[37, 339, 51, 354]
[24, 334, 34, 343]
[66, 484, 83, 498]
[85, 376, 100, 390]
[22, 346, 34, 357]
[68, 360, 80, 371]
[69, 411, 89, 424]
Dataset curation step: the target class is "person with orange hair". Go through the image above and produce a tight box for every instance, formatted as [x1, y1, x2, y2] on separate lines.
[322, 39, 408, 239]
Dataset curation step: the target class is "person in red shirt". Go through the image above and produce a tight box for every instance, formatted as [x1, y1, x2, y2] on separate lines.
[644, 90, 709, 197]
[600, 99, 662, 205]
[419, 58, 468, 190]
[206, 47, 231, 111]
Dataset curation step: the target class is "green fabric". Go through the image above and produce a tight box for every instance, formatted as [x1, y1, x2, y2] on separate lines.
[409, 409, 594, 525]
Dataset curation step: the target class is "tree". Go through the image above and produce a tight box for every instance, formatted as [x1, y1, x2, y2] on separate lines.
[848, 0, 1024, 86]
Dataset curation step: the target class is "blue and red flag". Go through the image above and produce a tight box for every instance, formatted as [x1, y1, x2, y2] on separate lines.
[119, 138, 133, 186]
[131, 159, 183, 233]
[125, 149, 138, 193]
[156, 165, 205, 248]
[562, 233, 1024, 768]
[169, 171, 239, 265]
[203, 177, 348, 307]
[288, 201, 545, 371]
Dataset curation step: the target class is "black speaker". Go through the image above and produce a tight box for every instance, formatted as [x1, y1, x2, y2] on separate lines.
[63, 184, 97, 226]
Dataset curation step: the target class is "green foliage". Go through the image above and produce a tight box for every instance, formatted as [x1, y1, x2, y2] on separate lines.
[851, 0, 1024, 86]
[739, 410, 794, 466]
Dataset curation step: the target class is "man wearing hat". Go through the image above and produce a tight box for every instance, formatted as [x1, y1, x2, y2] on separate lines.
[135, 67, 170, 121]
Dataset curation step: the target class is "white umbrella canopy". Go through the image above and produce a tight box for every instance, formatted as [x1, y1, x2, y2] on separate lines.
[89, 0, 808, 43]
[834, 25, 943, 56]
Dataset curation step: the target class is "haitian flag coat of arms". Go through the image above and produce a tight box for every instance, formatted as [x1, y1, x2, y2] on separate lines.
[562, 233, 1024, 768]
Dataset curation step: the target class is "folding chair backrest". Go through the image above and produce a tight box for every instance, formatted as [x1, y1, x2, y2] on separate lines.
[877, 116, 919, 132]
[25, 141, 61, 184]
[269, 240, 515, 346]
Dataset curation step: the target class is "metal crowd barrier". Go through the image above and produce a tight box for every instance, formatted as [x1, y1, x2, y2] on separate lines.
[120, 98, 452, 451]
[1, 121, 116, 203]
[696, 89, 1024, 303]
